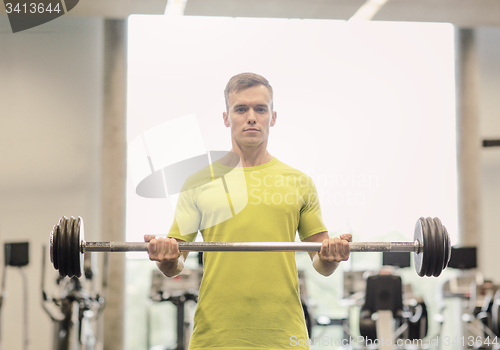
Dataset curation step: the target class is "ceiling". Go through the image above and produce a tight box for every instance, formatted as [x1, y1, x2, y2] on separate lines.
[66, 0, 169, 17]
[183, 0, 500, 27]
[1, 0, 499, 26]
[66, 0, 500, 27]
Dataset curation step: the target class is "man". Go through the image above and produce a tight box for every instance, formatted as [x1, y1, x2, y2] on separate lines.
[145, 73, 351, 349]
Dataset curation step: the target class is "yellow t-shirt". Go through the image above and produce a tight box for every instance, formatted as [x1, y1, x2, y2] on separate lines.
[168, 157, 327, 350]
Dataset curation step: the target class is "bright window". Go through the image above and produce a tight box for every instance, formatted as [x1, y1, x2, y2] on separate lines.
[126, 15, 456, 349]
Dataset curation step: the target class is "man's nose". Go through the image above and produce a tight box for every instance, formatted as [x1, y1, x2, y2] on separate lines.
[247, 109, 257, 123]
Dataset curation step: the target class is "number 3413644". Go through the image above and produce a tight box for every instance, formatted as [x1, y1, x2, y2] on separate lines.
[5, 2, 62, 14]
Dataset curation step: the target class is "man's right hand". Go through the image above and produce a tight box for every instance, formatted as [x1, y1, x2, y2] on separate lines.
[144, 235, 181, 262]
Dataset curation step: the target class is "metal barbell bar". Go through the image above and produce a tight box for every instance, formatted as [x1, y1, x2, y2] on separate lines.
[50, 216, 451, 279]
[83, 241, 419, 253]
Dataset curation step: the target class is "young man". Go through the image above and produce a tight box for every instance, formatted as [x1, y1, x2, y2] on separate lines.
[145, 73, 351, 349]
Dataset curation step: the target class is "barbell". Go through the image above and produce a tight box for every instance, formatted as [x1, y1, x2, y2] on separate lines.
[50, 216, 451, 279]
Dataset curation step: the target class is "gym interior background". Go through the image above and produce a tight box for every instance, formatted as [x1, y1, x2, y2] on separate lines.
[1, 1, 500, 349]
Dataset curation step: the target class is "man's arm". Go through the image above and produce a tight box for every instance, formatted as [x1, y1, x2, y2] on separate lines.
[145, 235, 189, 277]
[302, 231, 351, 276]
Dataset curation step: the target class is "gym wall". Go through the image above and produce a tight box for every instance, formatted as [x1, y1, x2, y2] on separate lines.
[0, 16, 104, 350]
[476, 27, 500, 283]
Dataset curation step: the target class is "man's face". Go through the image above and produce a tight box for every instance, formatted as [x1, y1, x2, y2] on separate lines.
[223, 85, 277, 148]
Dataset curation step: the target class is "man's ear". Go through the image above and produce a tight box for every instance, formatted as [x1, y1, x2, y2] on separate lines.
[270, 111, 277, 127]
[223, 112, 230, 127]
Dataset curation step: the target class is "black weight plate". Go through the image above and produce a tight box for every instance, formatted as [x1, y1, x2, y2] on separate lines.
[434, 218, 451, 277]
[439, 218, 450, 270]
[422, 217, 434, 277]
[58, 216, 68, 277]
[79, 217, 85, 277]
[422, 218, 433, 276]
[426, 218, 437, 277]
[50, 226, 55, 264]
[73, 216, 84, 278]
[70, 216, 80, 278]
[73, 216, 81, 277]
[425, 217, 438, 277]
[78, 216, 85, 277]
[414, 218, 425, 277]
[492, 291, 500, 337]
[56, 217, 65, 276]
[64, 217, 74, 277]
[68, 217, 77, 278]
[66, 217, 74, 277]
[64, 217, 73, 277]
[430, 217, 445, 277]
[443, 225, 451, 269]
[51, 223, 60, 269]
[65, 216, 74, 277]
[435, 218, 446, 276]
[419, 218, 429, 277]
[68, 216, 79, 277]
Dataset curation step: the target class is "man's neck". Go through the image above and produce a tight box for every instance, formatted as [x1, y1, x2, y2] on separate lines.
[230, 142, 273, 167]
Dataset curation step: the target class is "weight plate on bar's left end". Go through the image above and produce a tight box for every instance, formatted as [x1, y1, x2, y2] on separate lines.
[50, 222, 60, 270]
[414, 218, 425, 277]
[65, 216, 74, 277]
[64, 217, 74, 277]
[430, 217, 444, 277]
[76, 217, 84, 278]
[70, 216, 82, 278]
[68, 217, 76, 278]
[58, 217, 68, 277]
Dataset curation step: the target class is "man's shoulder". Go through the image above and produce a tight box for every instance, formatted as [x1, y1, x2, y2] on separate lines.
[267, 159, 318, 188]
[179, 164, 212, 192]
[180, 160, 240, 192]
[272, 159, 311, 178]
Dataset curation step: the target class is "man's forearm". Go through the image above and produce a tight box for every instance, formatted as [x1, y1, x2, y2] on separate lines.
[312, 253, 340, 276]
[157, 255, 185, 277]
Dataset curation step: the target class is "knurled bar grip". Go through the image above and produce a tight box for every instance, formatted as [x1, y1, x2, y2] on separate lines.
[82, 241, 420, 253]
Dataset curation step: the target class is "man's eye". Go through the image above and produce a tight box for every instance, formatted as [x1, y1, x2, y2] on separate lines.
[236, 108, 246, 113]
[256, 108, 267, 113]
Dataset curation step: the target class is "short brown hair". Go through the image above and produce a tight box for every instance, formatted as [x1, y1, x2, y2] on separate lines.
[224, 72, 273, 111]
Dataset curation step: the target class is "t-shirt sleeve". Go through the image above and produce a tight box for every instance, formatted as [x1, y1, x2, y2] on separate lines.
[168, 188, 200, 242]
[297, 175, 328, 241]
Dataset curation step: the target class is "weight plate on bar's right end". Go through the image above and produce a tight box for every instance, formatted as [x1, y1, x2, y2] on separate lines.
[422, 218, 434, 277]
[425, 217, 439, 277]
[429, 217, 444, 277]
[413, 218, 426, 277]
[443, 224, 451, 270]
[435, 217, 450, 276]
